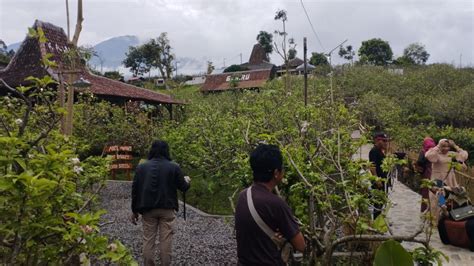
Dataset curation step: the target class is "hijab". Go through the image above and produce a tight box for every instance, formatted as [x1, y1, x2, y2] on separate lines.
[422, 137, 436, 154]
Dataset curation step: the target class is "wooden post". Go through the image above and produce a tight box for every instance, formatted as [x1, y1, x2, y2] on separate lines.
[58, 66, 66, 134]
[303, 37, 308, 107]
[65, 72, 75, 135]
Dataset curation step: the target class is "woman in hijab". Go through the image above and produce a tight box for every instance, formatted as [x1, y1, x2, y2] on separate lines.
[416, 137, 436, 212]
[425, 139, 468, 223]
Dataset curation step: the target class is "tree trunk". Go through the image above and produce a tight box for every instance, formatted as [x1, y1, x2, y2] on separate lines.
[71, 0, 83, 46]
[65, 0, 70, 40]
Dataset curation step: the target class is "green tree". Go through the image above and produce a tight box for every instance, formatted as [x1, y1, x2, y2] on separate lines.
[0, 39, 15, 66]
[123, 46, 150, 76]
[338, 45, 355, 64]
[103, 71, 124, 81]
[309, 52, 329, 66]
[403, 43, 430, 65]
[288, 47, 297, 60]
[256, 31, 273, 61]
[223, 64, 249, 73]
[358, 38, 393, 66]
[207, 61, 215, 74]
[143, 32, 175, 80]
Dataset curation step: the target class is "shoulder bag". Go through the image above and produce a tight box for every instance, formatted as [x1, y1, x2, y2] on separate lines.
[246, 187, 293, 264]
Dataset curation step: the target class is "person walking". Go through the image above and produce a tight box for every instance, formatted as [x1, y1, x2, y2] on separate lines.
[425, 139, 468, 223]
[369, 132, 389, 219]
[131, 140, 190, 266]
[416, 137, 436, 212]
[235, 144, 305, 265]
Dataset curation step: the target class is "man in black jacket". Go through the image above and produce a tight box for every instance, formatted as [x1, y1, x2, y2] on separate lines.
[131, 140, 190, 266]
[369, 132, 389, 219]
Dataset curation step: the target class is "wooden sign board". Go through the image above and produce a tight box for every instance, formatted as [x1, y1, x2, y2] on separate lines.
[110, 163, 133, 170]
[111, 154, 133, 160]
[104, 146, 133, 153]
[104, 145, 134, 180]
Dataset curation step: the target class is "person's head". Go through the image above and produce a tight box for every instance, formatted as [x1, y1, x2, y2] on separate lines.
[250, 144, 284, 183]
[438, 139, 450, 154]
[373, 132, 389, 150]
[148, 140, 171, 160]
[422, 137, 436, 153]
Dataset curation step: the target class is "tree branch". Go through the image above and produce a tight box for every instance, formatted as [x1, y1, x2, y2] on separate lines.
[0, 78, 32, 136]
[71, 0, 83, 46]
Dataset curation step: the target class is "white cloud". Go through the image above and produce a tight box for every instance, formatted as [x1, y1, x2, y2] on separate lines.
[1, 0, 472, 66]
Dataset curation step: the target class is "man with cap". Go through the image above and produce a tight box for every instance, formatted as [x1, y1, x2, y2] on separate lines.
[369, 132, 389, 219]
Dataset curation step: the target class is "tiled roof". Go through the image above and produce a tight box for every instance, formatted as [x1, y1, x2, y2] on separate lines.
[200, 69, 272, 92]
[0, 20, 181, 105]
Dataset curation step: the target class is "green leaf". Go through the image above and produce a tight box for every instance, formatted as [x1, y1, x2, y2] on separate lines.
[14, 158, 27, 171]
[374, 239, 413, 266]
[373, 215, 388, 233]
[28, 27, 37, 38]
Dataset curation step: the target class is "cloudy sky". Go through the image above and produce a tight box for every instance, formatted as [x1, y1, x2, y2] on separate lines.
[1, 0, 473, 68]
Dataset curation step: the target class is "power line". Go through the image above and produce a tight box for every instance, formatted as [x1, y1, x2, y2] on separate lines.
[300, 0, 325, 51]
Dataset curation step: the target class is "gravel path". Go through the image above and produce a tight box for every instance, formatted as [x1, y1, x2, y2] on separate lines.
[99, 181, 237, 265]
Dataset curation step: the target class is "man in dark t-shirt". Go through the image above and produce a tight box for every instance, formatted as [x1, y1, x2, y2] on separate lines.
[235, 144, 305, 265]
[369, 132, 389, 219]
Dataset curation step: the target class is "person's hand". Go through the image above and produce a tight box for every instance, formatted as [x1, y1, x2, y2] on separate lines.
[130, 213, 139, 225]
[448, 139, 456, 148]
[271, 231, 285, 248]
[184, 176, 191, 183]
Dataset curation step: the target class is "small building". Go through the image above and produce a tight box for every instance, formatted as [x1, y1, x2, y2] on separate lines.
[0, 20, 182, 117]
[184, 75, 206, 86]
[276, 57, 315, 76]
[201, 43, 275, 92]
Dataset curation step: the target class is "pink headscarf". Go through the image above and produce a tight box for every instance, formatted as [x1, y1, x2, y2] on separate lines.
[422, 137, 436, 154]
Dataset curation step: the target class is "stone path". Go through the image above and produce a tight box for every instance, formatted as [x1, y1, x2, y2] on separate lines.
[387, 180, 474, 266]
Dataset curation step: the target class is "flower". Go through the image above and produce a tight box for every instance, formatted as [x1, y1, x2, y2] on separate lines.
[15, 118, 23, 125]
[80, 225, 94, 234]
[108, 243, 118, 252]
[73, 166, 84, 174]
[71, 158, 80, 165]
[79, 253, 90, 266]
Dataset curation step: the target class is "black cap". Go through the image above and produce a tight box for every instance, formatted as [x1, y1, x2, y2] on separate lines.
[373, 132, 389, 140]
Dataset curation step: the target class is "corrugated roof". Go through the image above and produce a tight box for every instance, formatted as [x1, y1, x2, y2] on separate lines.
[0, 20, 181, 105]
[200, 69, 272, 92]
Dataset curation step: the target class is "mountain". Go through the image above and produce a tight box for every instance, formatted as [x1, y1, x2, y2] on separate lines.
[6, 42, 21, 52]
[6, 35, 207, 75]
[89, 35, 140, 70]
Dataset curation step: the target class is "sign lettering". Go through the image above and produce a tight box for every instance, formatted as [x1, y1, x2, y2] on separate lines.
[226, 74, 251, 82]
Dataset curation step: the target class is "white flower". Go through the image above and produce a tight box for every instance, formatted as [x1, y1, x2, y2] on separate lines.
[108, 243, 118, 252]
[301, 121, 310, 134]
[73, 166, 84, 174]
[79, 253, 91, 266]
[71, 158, 80, 165]
[15, 118, 23, 125]
[7, 103, 13, 108]
[27, 154, 35, 159]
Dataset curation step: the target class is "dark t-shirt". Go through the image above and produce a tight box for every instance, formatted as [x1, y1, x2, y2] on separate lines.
[369, 146, 387, 179]
[234, 183, 300, 266]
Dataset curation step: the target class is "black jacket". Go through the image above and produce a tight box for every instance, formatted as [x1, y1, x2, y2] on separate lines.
[132, 157, 190, 214]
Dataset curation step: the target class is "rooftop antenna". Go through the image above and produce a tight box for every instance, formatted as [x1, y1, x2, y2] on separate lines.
[325, 39, 347, 104]
[325, 39, 348, 67]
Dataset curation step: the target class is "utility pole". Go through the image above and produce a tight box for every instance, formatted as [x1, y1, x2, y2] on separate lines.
[303, 37, 308, 107]
[460, 53, 462, 68]
[240, 53, 242, 64]
[175, 61, 178, 77]
[223, 58, 226, 68]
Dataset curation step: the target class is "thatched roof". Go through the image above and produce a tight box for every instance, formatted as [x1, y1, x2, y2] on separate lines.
[0, 20, 181, 105]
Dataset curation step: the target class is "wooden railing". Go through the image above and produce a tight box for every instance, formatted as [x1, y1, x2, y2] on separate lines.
[455, 170, 474, 202]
